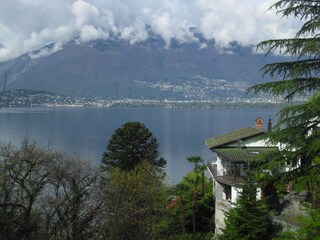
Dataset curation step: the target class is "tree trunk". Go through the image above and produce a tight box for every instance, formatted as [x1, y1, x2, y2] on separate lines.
[192, 190, 196, 233]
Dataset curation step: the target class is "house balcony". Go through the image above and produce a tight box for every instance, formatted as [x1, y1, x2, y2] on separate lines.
[207, 160, 245, 186]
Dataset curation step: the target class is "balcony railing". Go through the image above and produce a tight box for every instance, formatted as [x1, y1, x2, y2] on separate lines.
[207, 159, 245, 186]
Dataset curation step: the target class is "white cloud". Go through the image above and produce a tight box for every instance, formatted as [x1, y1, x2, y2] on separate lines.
[71, 0, 100, 28]
[0, 0, 302, 62]
[80, 25, 108, 42]
[29, 42, 63, 59]
[152, 13, 174, 47]
[120, 25, 148, 44]
[199, 43, 207, 49]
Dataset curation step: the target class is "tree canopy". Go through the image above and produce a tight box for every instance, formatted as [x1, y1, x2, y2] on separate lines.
[0, 139, 214, 239]
[102, 161, 168, 239]
[248, 0, 320, 204]
[163, 156, 214, 239]
[0, 140, 103, 240]
[101, 121, 166, 172]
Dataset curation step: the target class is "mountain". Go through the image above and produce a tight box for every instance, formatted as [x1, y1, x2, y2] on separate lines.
[0, 38, 287, 100]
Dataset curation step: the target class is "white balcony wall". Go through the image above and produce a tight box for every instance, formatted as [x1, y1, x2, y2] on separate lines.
[231, 186, 241, 204]
[217, 156, 224, 176]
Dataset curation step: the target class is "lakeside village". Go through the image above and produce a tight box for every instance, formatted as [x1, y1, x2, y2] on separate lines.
[0, 94, 316, 237]
[0, 89, 287, 108]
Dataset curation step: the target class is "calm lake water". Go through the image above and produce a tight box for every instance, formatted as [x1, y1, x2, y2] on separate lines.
[0, 106, 276, 184]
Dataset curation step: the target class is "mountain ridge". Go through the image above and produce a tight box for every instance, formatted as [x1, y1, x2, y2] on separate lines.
[0, 38, 287, 100]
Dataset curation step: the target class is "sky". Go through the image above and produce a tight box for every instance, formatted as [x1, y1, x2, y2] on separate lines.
[0, 0, 301, 62]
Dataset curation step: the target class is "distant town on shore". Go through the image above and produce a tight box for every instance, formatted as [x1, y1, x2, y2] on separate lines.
[0, 89, 293, 108]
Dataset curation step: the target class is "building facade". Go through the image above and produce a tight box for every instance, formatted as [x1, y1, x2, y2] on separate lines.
[205, 118, 277, 234]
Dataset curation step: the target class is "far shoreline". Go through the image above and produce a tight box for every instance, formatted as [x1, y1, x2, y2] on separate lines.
[1, 100, 283, 109]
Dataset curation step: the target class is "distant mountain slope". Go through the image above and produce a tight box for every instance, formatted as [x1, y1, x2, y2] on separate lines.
[0, 39, 286, 100]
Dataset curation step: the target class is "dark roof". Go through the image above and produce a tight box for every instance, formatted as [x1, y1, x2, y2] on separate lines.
[214, 147, 278, 163]
[205, 127, 265, 149]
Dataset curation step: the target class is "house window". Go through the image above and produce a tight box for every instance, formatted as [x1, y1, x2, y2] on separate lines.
[223, 160, 233, 176]
[223, 185, 232, 200]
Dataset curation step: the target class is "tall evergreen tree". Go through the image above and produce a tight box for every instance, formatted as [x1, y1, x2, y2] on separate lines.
[248, 0, 320, 202]
[101, 121, 166, 172]
[219, 174, 272, 240]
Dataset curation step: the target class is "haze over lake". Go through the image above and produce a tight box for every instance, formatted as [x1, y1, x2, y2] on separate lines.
[0, 106, 276, 184]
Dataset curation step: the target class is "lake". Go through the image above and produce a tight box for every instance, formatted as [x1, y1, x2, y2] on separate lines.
[0, 106, 276, 184]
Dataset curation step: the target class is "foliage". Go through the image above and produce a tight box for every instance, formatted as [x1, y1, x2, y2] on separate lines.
[101, 161, 168, 240]
[274, 208, 320, 240]
[0, 140, 54, 239]
[248, 0, 320, 204]
[0, 139, 104, 240]
[164, 156, 214, 238]
[100, 122, 169, 239]
[101, 121, 166, 172]
[219, 174, 272, 240]
[0, 140, 214, 239]
[43, 155, 103, 240]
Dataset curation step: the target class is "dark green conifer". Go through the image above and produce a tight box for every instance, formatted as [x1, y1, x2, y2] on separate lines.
[101, 121, 166, 172]
[219, 174, 272, 240]
[248, 0, 320, 201]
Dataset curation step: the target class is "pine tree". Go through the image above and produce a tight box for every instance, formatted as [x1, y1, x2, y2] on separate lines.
[248, 0, 320, 202]
[219, 174, 272, 240]
[101, 121, 166, 172]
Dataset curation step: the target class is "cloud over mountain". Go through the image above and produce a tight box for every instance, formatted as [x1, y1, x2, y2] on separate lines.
[0, 0, 301, 62]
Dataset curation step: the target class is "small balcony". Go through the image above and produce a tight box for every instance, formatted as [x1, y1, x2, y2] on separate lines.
[207, 160, 245, 186]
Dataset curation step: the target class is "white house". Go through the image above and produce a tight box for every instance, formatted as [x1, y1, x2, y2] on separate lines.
[205, 117, 278, 234]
